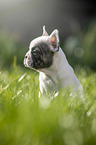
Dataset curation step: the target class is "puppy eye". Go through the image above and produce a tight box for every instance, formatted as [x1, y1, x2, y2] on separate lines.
[32, 47, 40, 52]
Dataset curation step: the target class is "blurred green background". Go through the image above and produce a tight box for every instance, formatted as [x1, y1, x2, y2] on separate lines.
[0, 0, 96, 70]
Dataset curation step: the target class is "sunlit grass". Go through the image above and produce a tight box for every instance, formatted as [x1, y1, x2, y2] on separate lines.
[0, 64, 96, 145]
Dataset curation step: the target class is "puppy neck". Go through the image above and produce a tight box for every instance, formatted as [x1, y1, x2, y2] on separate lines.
[39, 47, 71, 84]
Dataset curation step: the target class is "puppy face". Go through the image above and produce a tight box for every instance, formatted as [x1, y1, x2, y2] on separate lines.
[24, 42, 53, 69]
[24, 26, 59, 70]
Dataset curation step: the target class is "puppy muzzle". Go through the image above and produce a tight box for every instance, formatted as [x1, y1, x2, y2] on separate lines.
[24, 53, 33, 68]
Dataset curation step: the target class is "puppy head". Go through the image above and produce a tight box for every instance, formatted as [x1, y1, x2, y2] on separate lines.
[24, 26, 59, 70]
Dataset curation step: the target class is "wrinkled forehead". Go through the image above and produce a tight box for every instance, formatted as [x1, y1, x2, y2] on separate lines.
[29, 36, 49, 50]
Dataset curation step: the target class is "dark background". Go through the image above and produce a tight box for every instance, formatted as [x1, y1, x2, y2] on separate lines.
[0, 0, 96, 69]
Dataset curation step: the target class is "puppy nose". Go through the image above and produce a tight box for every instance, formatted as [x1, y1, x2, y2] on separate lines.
[25, 55, 28, 59]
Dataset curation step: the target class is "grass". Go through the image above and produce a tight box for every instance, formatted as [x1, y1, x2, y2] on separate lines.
[0, 61, 96, 145]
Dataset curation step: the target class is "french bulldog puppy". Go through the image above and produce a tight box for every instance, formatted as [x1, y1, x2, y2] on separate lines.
[24, 26, 84, 98]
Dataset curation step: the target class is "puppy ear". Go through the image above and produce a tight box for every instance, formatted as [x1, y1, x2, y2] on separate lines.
[49, 29, 59, 51]
[42, 26, 49, 36]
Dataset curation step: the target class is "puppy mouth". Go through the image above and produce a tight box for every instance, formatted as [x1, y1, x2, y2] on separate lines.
[24, 55, 33, 68]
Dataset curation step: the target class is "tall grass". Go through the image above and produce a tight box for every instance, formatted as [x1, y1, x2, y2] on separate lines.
[0, 61, 96, 145]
